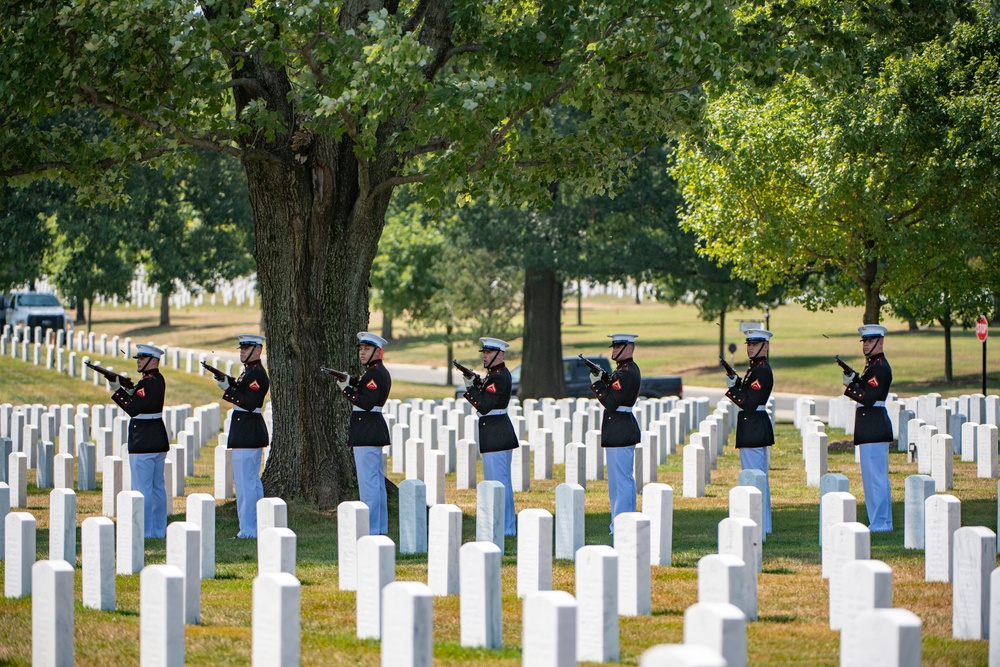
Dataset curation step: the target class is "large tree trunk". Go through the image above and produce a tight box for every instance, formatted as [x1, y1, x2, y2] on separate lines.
[248, 145, 393, 507]
[211, 1, 451, 507]
[228, 52, 397, 508]
[159, 291, 170, 327]
[86, 299, 93, 335]
[75, 299, 85, 324]
[519, 267, 565, 398]
[381, 312, 393, 342]
[861, 257, 883, 324]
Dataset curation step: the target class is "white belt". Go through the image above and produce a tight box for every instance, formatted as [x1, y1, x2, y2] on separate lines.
[872, 401, 885, 408]
[484, 409, 507, 417]
[757, 406, 768, 412]
[133, 413, 163, 420]
[616, 406, 633, 412]
[234, 406, 262, 414]
[353, 406, 383, 412]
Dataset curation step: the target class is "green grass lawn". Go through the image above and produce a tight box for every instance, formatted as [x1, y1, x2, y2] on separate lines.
[0, 295, 996, 664]
[0, 421, 994, 666]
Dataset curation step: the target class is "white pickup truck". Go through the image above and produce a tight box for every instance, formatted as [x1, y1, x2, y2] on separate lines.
[2, 292, 69, 342]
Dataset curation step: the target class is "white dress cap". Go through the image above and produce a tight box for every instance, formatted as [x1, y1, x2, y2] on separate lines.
[357, 331, 387, 348]
[237, 334, 266, 346]
[607, 333, 639, 346]
[858, 325, 888, 339]
[744, 329, 773, 342]
[133, 343, 164, 359]
[479, 337, 510, 352]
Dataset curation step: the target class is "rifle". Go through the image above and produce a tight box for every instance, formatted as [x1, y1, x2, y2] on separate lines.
[719, 356, 739, 379]
[834, 355, 858, 381]
[85, 361, 135, 390]
[319, 366, 351, 381]
[201, 360, 235, 385]
[577, 354, 611, 384]
[452, 360, 484, 389]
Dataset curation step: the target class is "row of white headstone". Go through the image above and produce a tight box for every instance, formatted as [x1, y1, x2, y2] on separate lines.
[0, 326, 261, 395]
[385, 393, 742, 506]
[802, 391, 1000, 440]
[335, 473, 959, 667]
[5, 488, 297, 667]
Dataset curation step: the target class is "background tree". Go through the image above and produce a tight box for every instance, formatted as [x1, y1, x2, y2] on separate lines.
[0, 184, 54, 291]
[656, 253, 785, 360]
[371, 199, 447, 343]
[43, 194, 134, 333]
[672, 3, 993, 325]
[125, 154, 255, 326]
[450, 145, 687, 397]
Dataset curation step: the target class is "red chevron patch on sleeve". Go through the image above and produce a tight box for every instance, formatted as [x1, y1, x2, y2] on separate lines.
[611, 379, 622, 391]
[868, 377, 879, 387]
[367, 379, 378, 390]
[249, 380, 260, 391]
[136, 387, 145, 398]
[750, 379, 762, 391]
[486, 383, 497, 393]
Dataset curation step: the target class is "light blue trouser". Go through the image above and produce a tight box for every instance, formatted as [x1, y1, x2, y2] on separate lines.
[860, 442, 893, 532]
[739, 447, 772, 534]
[353, 446, 388, 535]
[606, 446, 636, 533]
[233, 448, 264, 538]
[129, 452, 167, 539]
[482, 450, 517, 535]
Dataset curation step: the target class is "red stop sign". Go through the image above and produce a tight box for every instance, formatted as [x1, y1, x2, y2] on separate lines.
[976, 315, 989, 342]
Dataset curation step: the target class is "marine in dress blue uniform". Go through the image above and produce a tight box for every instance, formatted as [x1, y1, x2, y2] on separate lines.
[724, 329, 775, 534]
[219, 334, 270, 538]
[463, 337, 518, 536]
[590, 333, 641, 533]
[335, 332, 392, 536]
[843, 324, 894, 532]
[111, 343, 169, 539]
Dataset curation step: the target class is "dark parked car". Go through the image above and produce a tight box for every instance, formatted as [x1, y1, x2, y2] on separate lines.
[455, 355, 683, 399]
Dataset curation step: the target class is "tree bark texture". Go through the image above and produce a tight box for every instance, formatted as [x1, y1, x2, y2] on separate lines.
[159, 292, 170, 327]
[381, 313, 393, 342]
[861, 257, 883, 325]
[519, 267, 565, 399]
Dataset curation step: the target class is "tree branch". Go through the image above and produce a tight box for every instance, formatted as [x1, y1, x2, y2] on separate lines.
[224, 78, 268, 96]
[368, 173, 426, 199]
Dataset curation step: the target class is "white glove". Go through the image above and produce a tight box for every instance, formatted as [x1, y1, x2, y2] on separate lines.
[464, 374, 475, 388]
[589, 372, 601, 384]
[336, 377, 351, 390]
[217, 378, 230, 391]
[725, 374, 738, 388]
[109, 378, 121, 393]
[842, 372, 854, 386]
